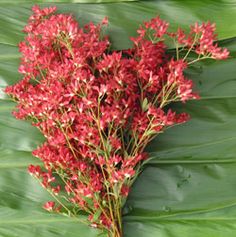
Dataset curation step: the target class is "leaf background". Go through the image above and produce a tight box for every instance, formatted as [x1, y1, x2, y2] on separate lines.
[1, 1, 236, 236]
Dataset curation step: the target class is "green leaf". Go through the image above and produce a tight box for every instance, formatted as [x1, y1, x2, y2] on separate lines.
[0, 0, 137, 3]
[1, 2, 236, 237]
[124, 37, 236, 236]
[1, 1, 236, 49]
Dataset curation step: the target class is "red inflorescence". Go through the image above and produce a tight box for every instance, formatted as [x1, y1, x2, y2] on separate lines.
[5, 5, 229, 235]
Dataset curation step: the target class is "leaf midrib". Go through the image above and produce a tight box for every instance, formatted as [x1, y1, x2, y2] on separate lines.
[1, 216, 236, 225]
[0, 217, 79, 225]
[0, 162, 42, 168]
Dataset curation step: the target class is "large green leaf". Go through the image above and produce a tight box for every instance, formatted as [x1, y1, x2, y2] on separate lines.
[0, 0, 137, 3]
[1, 2, 236, 237]
[124, 38, 236, 236]
[1, 1, 236, 50]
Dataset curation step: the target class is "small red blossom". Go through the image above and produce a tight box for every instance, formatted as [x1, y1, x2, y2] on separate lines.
[51, 185, 61, 195]
[102, 16, 108, 25]
[28, 165, 41, 177]
[144, 16, 169, 38]
[43, 201, 55, 211]
[121, 185, 130, 197]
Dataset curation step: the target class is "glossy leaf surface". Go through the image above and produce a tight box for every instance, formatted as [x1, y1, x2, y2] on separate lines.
[1, 1, 236, 237]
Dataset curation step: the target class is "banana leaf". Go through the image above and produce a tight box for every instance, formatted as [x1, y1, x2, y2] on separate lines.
[1, 1, 236, 50]
[1, 1, 236, 237]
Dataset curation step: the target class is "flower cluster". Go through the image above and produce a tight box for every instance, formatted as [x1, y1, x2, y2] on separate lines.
[5, 6, 229, 237]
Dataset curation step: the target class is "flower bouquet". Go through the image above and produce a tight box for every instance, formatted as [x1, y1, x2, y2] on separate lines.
[5, 6, 229, 237]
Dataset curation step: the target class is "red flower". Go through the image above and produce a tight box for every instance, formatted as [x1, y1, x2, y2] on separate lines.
[121, 185, 130, 197]
[43, 201, 55, 212]
[28, 165, 41, 177]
